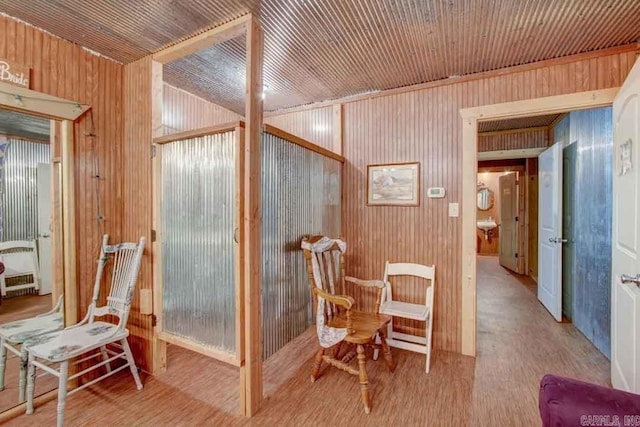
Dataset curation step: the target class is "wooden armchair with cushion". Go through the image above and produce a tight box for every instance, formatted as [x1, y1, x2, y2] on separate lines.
[301, 235, 394, 414]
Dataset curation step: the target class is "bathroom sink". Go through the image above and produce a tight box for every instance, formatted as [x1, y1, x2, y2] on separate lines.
[477, 220, 497, 231]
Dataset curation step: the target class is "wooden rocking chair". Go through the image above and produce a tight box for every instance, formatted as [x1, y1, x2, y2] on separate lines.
[301, 236, 394, 414]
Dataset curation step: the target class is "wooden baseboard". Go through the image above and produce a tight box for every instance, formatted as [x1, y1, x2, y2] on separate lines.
[0, 389, 58, 423]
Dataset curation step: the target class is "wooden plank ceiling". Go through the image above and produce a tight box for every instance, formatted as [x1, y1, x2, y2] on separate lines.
[0, 108, 50, 140]
[479, 113, 562, 133]
[1, 0, 639, 113]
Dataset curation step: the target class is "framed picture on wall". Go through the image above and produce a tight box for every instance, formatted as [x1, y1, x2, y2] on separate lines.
[367, 162, 420, 206]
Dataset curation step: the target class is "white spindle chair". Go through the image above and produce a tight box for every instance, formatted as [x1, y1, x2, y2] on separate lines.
[0, 295, 63, 403]
[0, 240, 41, 297]
[373, 262, 436, 373]
[24, 235, 145, 427]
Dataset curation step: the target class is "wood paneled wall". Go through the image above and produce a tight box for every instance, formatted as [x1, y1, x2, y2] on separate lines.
[264, 106, 334, 150]
[162, 83, 240, 135]
[0, 16, 125, 338]
[123, 57, 157, 372]
[269, 47, 637, 353]
[478, 129, 548, 152]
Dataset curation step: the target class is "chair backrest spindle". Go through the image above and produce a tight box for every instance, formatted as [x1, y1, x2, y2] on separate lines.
[88, 235, 145, 329]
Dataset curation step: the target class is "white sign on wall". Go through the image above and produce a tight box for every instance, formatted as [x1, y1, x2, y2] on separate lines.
[0, 58, 30, 88]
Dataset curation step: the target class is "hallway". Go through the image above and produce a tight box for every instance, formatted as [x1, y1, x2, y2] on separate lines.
[471, 255, 611, 425]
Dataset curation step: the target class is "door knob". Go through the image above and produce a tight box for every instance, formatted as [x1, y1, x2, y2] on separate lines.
[549, 237, 568, 244]
[621, 274, 640, 286]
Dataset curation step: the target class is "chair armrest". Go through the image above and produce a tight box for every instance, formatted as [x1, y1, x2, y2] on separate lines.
[345, 276, 385, 289]
[313, 287, 355, 309]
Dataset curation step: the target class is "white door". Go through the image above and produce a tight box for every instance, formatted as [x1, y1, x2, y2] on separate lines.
[499, 173, 519, 272]
[612, 58, 640, 392]
[538, 142, 563, 321]
[36, 162, 53, 295]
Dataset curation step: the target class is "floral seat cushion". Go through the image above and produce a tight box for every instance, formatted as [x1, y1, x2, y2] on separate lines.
[0, 313, 64, 343]
[23, 321, 128, 362]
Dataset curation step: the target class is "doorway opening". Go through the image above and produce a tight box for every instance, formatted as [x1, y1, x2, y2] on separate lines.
[459, 88, 618, 357]
[474, 106, 614, 359]
[469, 106, 615, 413]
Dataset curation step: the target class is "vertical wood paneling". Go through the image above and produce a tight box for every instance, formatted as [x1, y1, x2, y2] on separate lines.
[162, 83, 241, 135]
[478, 129, 548, 152]
[264, 107, 334, 150]
[0, 15, 124, 345]
[270, 49, 637, 353]
[123, 57, 155, 372]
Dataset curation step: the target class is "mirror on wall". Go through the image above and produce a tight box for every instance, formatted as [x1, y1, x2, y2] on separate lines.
[477, 187, 494, 210]
[0, 107, 62, 413]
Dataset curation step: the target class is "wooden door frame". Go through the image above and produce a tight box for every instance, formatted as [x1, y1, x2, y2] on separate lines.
[0, 84, 89, 421]
[477, 164, 526, 273]
[0, 82, 89, 326]
[150, 13, 264, 416]
[459, 88, 619, 357]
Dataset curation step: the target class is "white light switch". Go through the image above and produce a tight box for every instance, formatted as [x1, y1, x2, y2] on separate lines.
[448, 203, 459, 217]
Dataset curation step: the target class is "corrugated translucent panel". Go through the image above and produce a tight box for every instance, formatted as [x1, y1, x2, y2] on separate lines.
[261, 132, 342, 360]
[161, 131, 237, 353]
[1, 139, 50, 242]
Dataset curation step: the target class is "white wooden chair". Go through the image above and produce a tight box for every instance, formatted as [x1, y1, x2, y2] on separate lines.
[0, 240, 41, 297]
[24, 235, 145, 427]
[0, 295, 63, 403]
[374, 262, 435, 373]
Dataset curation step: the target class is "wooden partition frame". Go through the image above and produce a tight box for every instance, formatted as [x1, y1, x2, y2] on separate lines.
[152, 121, 245, 367]
[151, 14, 264, 416]
[459, 88, 619, 357]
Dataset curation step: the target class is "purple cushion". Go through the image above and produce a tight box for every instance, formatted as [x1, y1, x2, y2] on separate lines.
[540, 374, 640, 427]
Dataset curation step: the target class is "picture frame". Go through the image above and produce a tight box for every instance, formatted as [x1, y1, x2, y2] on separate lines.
[367, 162, 420, 206]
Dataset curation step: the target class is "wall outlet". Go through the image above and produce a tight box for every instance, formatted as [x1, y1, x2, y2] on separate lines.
[449, 202, 459, 217]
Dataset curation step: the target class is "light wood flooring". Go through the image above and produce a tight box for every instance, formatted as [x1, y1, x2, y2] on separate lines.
[4, 257, 610, 426]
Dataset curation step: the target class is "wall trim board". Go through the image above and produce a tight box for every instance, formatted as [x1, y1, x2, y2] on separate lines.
[0, 389, 58, 423]
[478, 159, 527, 171]
[0, 132, 49, 143]
[0, 82, 90, 120]
[153, 121, 244, 144]
[263, 124, 345, 163]
[459, 87, 619, 357]
[478, 126, 548, 137]
[265, 43, 638, 117]
[478, 148, 547, 161]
